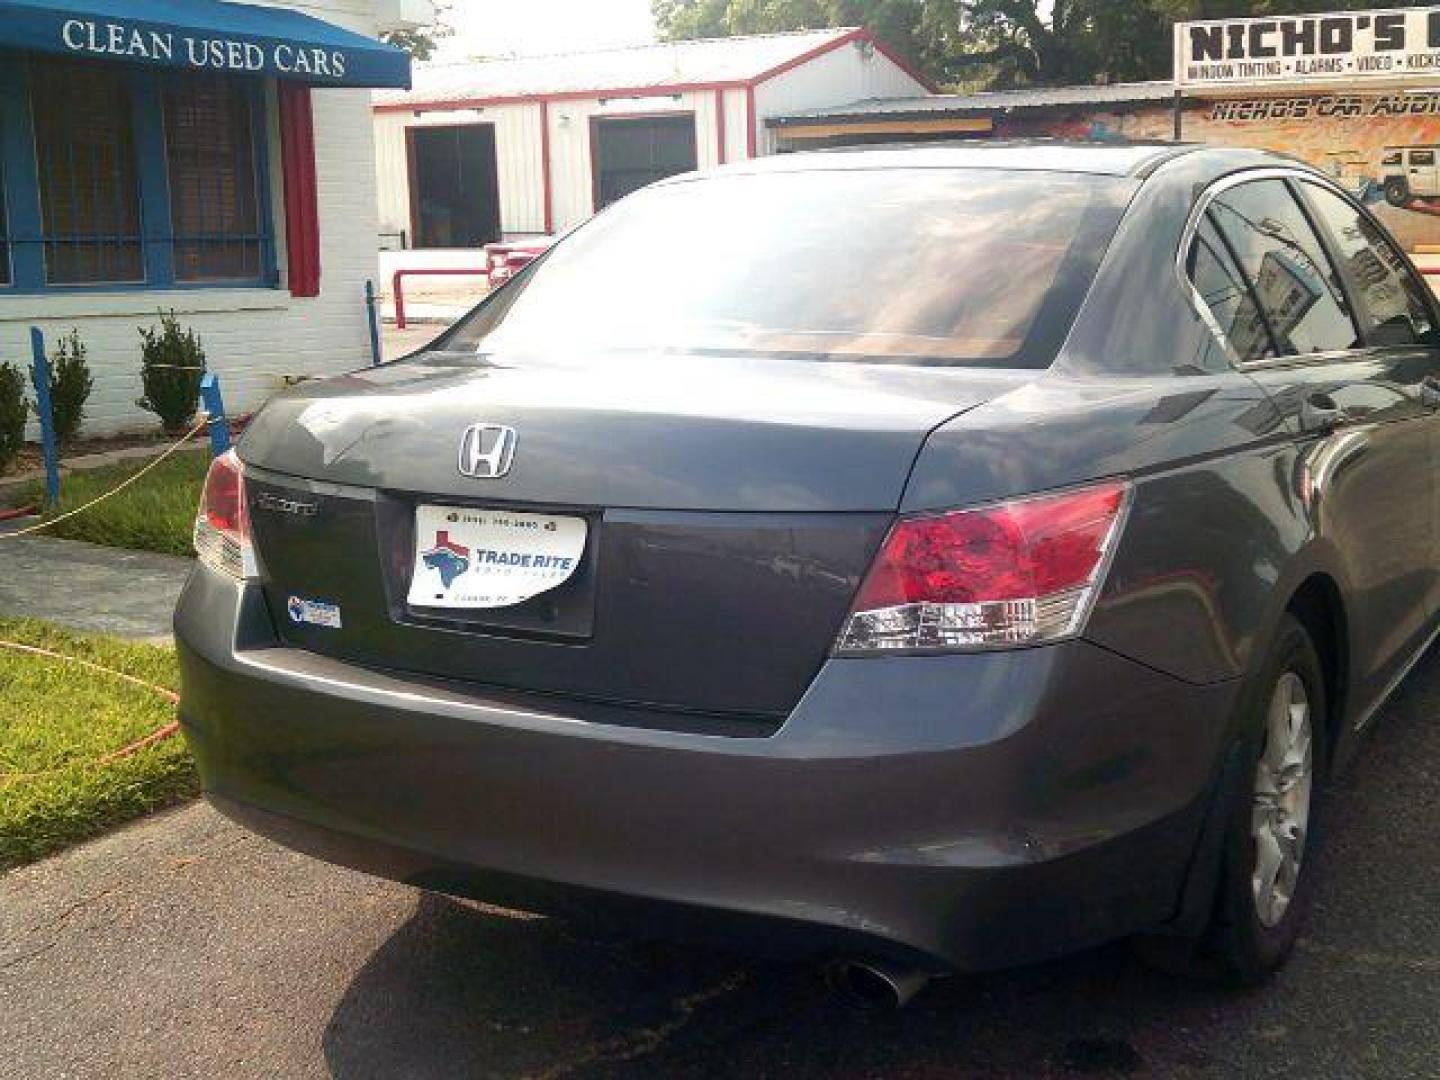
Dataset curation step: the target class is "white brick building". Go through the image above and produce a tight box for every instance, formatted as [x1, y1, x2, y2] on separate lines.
[373, 28, 933, 246]
[0, 0, 428, 433]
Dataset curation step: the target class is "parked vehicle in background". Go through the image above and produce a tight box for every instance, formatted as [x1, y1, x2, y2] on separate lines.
[177, 143, 1440, 1009]
[1381, 145, 1440, 206]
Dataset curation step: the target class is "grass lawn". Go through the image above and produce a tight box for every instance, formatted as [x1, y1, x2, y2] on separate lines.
[14, 449, 209, 557]
[0, 617, 196, 869]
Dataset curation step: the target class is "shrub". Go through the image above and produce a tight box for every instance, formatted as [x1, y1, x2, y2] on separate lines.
[136, 311, 206, 434]
[32, 328, 93, 447]
[0, 362, 27, 473]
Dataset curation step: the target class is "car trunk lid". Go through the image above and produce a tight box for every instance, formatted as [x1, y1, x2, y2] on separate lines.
[240, 353, 1026, 717]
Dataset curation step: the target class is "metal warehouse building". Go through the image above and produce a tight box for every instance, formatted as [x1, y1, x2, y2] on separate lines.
[371, 27, 934, 248]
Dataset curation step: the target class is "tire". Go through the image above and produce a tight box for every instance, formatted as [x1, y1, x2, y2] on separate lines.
[1137, 614, 1329, 985]
[1384, 177, 1411, 207]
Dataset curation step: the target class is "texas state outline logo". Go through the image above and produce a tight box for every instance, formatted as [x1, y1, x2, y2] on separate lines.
[421, 529, 471, 590]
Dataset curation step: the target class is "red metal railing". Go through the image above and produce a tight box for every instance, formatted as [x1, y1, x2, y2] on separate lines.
[389, 241, 553, 329]
[390, 267, 488, 330]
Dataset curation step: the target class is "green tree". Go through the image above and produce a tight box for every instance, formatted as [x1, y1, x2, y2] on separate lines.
[653, 0, 1417, 90]
[653, 0, 934, 77]
[381, 1, 453, 61]
[932, 0, 1412, 88]
[927, 1, 1172, 88]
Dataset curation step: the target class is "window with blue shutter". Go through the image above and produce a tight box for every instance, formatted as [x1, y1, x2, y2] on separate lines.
[0, 53, 276, 291]
[163, 69, 270, 283]
[32, 59, 145, 284]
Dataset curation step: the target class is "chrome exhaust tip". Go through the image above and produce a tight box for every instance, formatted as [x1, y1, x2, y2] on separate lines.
[823, 958, 930, 1011]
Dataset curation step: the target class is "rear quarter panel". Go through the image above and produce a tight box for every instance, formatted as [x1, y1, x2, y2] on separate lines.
[905, 152, 1339, 695]
[906, 372, 1313, 688]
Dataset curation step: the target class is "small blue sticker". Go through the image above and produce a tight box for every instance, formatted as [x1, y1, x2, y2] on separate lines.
[287, 595, 342, 629]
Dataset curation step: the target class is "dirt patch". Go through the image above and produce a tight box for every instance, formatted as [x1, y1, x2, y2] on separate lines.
[1, 432, 174, 479]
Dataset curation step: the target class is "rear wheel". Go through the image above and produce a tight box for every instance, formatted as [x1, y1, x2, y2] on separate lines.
[1139, 615, 1328, 985]
[1385, 177, 1412, 206]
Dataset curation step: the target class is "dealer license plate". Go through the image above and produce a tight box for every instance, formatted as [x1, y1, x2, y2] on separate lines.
[407, 505, 587, 610]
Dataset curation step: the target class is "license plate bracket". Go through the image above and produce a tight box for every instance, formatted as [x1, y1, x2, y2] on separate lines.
[407, 504, 588, 610]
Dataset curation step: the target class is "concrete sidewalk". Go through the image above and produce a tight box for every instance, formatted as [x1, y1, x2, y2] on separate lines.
[0, 533, 191, 642]
[382, 322, 446, 360]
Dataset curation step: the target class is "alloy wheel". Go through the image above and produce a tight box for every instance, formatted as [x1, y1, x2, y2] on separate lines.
[1251, 670, 1314, 928]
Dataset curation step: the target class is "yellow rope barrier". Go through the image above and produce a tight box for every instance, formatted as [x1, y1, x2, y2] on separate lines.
[0, 419, 208, 540]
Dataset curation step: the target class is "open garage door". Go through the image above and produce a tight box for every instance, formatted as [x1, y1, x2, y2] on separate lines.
[592, 114, 697, 210]
[408, 124, 501, 248]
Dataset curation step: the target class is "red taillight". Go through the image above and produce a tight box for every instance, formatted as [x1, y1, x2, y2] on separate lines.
[194, 450, 255, 579]
[202, 452, 246, 533]
[837, 480, 1130, 653]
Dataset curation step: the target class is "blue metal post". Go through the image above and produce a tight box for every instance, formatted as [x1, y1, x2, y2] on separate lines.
[29, 327, 60, 508]
[365, 279, 383, 366]
[199, 373, 231, 457]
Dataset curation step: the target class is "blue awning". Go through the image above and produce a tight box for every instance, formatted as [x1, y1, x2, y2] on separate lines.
[0, 0, 412, 88]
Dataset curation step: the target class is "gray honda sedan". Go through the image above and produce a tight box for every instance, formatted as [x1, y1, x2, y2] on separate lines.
[176, 142, 1440, 1008]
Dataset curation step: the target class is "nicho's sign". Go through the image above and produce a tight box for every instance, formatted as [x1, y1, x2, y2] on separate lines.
[1176, 7, 1440, 88]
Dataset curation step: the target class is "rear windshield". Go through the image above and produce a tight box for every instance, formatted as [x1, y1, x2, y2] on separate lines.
[439, 168, 1131, 367]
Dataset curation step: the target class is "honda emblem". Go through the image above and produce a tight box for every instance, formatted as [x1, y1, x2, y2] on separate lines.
[457, 424, 517, 479]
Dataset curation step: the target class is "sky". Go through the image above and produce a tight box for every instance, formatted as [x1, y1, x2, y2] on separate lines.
[435, 0, 658, 62]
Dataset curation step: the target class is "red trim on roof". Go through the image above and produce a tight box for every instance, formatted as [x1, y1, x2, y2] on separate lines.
[278, 83, 320, 298]
[748, 28, 938, 94]
[748, 26, 864, 83]
[539, 99, 554, 233]
[863, 32, 941, 94]
[374, 79, 751, 113]
[371, 29, 937, 116]
[714, 86, 726, 164]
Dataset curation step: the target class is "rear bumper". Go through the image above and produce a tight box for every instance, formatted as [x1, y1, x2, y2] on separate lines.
[175, 565, 1242, 972]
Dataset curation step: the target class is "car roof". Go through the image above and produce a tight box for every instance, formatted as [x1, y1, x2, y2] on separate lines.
[679, 140, 1330, 185]
[697, 140, 1202, 179]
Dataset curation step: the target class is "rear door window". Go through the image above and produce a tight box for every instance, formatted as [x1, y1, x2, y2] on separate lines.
[1186, 215, 1276, 364]
[1411, 150, 1436, 166]
[1299, 182, 1437, 348]
[1206, 178, 1360, 356]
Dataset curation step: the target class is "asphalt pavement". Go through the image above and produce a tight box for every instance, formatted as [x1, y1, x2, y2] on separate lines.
[3, 650, 1439, 1079]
